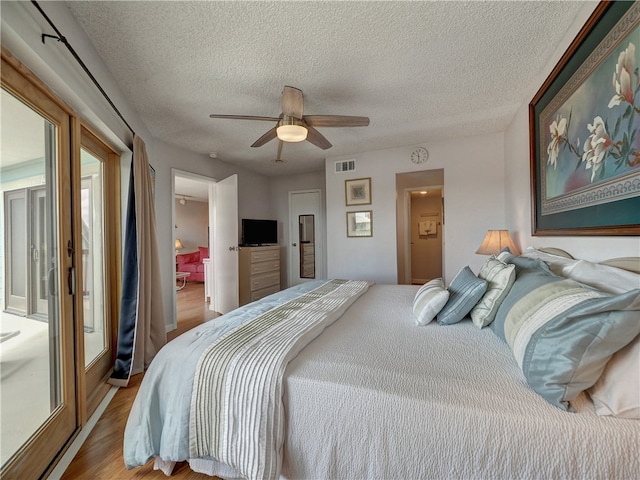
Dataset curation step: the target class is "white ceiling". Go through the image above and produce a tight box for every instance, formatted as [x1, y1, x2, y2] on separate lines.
[65, 1, 587, 177]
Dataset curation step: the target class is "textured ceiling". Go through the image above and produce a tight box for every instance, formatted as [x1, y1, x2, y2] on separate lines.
[66, 1, 586, 177]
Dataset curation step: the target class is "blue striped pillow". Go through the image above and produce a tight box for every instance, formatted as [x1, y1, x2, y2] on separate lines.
[495, 260, 640, 410]
[436, 267, 487, 325]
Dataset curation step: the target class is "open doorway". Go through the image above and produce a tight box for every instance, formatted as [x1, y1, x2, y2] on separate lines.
[172, 170, 218, 332]
[396, 169, 445, 285]
[407, 188, 443, 284]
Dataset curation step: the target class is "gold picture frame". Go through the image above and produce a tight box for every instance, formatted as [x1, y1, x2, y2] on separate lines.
[529, 2, 640, 235]
[345, 177, 372, 206]
[346, 210, 373, 237]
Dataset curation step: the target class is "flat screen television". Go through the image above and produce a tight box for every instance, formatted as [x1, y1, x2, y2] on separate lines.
[241, 219, 278, 246]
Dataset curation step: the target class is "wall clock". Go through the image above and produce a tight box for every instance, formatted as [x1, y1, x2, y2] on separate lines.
[411, 147, 429, 164]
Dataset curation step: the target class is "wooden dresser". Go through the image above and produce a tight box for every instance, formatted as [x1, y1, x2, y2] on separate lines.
[239, 245, 281, 306]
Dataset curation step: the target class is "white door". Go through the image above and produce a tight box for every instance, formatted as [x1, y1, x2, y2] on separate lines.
[289, 190, 322, 287]
[213, 174, 239, 313]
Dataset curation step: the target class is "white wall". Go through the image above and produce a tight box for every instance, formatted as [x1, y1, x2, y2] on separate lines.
[326, 132, 506, 284]
[175, 200, 208, 253]
[504, 1, 640, 262]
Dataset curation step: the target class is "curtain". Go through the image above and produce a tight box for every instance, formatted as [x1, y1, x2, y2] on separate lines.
[109, 135, 166, 387]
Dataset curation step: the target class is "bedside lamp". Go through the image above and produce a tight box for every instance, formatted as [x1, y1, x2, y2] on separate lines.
[175, 238, 184, 255]
[476, 230, 520, 256]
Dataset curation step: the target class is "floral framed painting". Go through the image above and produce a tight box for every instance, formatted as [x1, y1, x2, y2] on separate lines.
[530, 1, 640, 235]
[345, 178, 372, 206]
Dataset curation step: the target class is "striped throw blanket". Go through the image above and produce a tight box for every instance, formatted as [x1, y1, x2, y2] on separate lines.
[189, 279, 373, 480]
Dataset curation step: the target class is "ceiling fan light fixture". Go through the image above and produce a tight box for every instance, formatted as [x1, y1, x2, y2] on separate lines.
[277, 116, 307, 142]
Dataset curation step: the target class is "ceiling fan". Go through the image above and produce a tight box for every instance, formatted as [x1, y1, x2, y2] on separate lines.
[209, 86, 369, 156]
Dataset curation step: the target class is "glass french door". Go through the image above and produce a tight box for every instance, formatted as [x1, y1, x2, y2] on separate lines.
[1, 62, 77, 479]
[2, 49, 120, 480]
[79, 126, 119, 416]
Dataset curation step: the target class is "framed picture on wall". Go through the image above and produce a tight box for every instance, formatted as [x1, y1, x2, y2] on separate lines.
[346, 210, 373, 237]
[345, 177, 372, 206]
[529, 1, 640, 235]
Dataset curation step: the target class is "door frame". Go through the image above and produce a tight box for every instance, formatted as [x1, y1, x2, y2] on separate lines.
[288, 189, 324, 287]
[403, 185, 444, 284]
[76, 124, 122, 421]
[171, 169, 217, 329]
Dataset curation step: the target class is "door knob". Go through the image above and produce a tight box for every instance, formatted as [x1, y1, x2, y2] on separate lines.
[292, 243, 297, 247]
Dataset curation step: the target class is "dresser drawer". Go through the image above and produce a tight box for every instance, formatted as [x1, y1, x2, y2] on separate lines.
[250, 272, 280, 292]
[250, 248, 280, 263]
[250, 284, 281, 302]
[250, 261, 280, 275]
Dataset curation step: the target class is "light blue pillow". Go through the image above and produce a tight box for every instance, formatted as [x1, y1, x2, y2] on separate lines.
[437, 267, 487, 325]
[491, 257, 551, 340]
[495, 260, 640, 410]
[413, 278, 450, 325]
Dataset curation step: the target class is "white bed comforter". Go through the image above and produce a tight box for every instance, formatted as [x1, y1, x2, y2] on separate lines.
[126, 283, 640, 480]
[278, 285, 639, 479]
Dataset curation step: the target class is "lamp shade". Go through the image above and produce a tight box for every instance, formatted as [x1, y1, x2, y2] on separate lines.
[476, 230, 520, 256]
[175, 238, 184, 250]
[276, 115, 307, 142]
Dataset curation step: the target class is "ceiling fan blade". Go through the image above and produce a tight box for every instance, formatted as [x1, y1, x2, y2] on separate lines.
[209, 114, 279, 122]
[306, 126, 332, 150]
[282, 86, 304, 118]
[251, 127, 278, 147]
[303, 115, 370, 127]
[276, 140, 284, 162]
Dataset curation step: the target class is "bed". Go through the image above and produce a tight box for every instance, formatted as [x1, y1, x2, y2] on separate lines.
[124, 248, 640, 479]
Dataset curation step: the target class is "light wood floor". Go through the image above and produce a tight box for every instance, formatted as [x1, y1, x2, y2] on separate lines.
[61, 282, 220, 479]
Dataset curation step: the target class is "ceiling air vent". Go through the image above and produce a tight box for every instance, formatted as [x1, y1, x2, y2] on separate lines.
[334, 159, 356, 173]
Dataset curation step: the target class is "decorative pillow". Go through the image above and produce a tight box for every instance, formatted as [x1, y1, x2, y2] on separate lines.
[588, 335, 640, 419]
[470, 256, 516, 328]
[561, 259, 640, 294]
[494, 260, 640, 411]
[436, 267, 487, 325]
[412, 278, 450, 325]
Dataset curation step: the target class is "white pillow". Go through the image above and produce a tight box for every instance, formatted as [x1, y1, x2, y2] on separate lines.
[413, 278, 449, 325]
[470, 256, 516, 328]
[588, 335, 640, 419]
[561, 259, 640, 294]
[521, 246, 579, 275]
